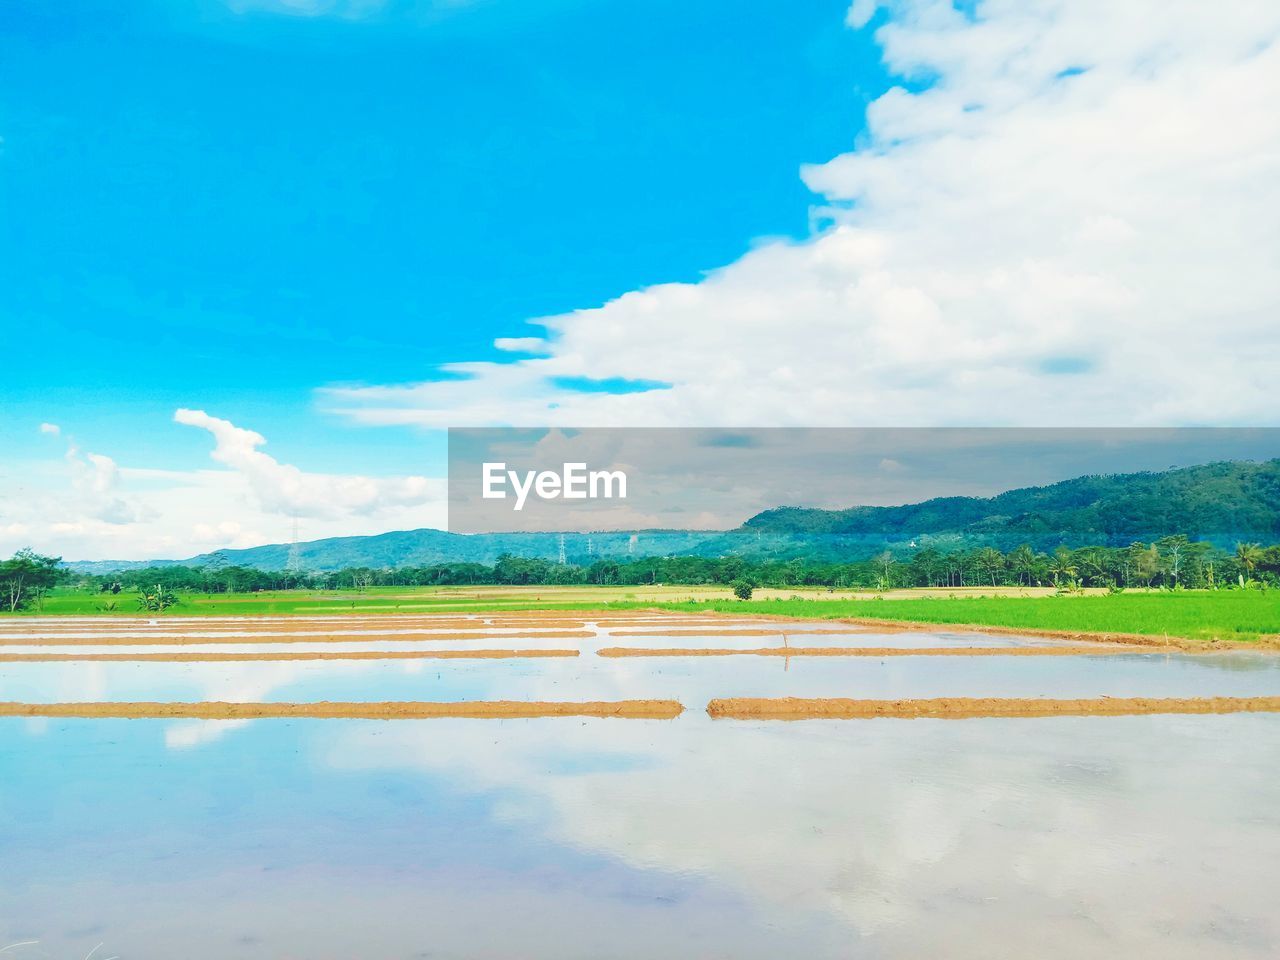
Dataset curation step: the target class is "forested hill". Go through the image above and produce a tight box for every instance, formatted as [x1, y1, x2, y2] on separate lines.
[742, 459, 1280, 548]
[64, 459, 1280, 573]
[65, 529, 726, 574]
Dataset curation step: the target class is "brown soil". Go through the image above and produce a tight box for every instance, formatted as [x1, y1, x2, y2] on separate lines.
[605, 627, 871, 638]
[394, 624, 588, 632]
[0, 649, 579, 663]
[0, 699, 684, 720]
[0, 621, 590, 636]
[0, 630, 595, 647]
[706, 696, 1280, 720]
[597, 645, 1149, 658]
[591, 624, 768, 632]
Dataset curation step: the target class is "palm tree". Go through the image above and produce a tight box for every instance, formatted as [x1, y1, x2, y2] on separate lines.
[1075, 547, 1106, 587]
[976, 547, 1005, 586]
[1049, 547, 1077, 588]
[1236, 542, 1262, 583]
[1010, 545, 1036, 586]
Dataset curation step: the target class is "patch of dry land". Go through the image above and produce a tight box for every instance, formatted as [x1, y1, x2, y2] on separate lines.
[0, 699, 684, 720]
[0, 618, 593, 634]
[604, 627, 875, 637]
[0, 630, 595, 646]
[590, 619, 768, 627]
[0, 649, 579, 663]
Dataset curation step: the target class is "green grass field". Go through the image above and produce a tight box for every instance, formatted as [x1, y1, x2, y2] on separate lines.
[7, 584, 1279, 644]
[636, 591, 1280, 643]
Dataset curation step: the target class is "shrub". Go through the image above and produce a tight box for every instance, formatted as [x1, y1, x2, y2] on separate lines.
[136, 584, 180, 612]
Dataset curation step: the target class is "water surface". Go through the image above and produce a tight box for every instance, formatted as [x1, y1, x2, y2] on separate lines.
[2, 621, 1278, 959]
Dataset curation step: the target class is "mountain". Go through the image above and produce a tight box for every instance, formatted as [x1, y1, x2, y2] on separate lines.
[744, 458, 1280, 550]
[65, 529, 729, 574]
[63, 458, 1280, 573]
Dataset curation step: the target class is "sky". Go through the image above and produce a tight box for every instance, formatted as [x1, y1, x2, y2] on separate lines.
[2, 0, 1279, 560]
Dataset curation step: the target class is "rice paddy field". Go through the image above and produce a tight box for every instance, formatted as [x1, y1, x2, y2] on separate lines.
[673, 590, 1280, 645]
[2, 602, 1279, 959]
[20, 584, 1280, 644]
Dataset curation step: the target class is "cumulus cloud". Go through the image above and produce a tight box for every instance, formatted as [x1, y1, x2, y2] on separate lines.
[63, 440, 150, 525]
[0, 416, 447, 561]
[330, 700, 1280, 958]
[174, 408, 439, 520]
[324, 0, 1280, 428]
[38, 422, 61, 436]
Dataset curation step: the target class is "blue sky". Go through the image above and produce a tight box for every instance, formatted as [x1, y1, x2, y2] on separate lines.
[1, 0, 887, 474]
[3, 0, 1278, 559]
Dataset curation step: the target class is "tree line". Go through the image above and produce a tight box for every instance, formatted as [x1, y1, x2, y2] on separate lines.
[3, 536, 1276, 611]
[37, 536, 1280, 601]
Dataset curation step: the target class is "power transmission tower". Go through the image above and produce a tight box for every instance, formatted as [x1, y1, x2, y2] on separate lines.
[558, 533, 566, 565]
[286, 517, 302, 575]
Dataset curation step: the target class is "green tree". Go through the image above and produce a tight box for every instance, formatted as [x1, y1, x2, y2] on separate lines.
[0, 549, 62, 612]
[1129, 542, 1160, 587]
[874, 551, 896, 591]
[908, 547, 944, 588]
[975, 547, 1005, 586]
[1074, 547, 1110, 587]
[730, 579, 754, 601]
[1236, 542, 1263, 584]
[1009, 544, 1036, 586]
[1049, 547, 1077, 588]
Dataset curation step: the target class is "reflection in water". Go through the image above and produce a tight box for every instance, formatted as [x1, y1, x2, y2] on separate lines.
[3, 649, 1280, 710]
[1, 711, 1277, 959]
[335, 713, 1280, 959]
[2, 626, 1278, 959]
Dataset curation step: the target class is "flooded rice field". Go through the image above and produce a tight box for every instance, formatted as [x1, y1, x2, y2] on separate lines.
[2, 612, 1279, 959]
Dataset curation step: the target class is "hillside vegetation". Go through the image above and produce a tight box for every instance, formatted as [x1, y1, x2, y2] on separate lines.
[744, 459, 1280, 549]
[60, 458, 1280, 573]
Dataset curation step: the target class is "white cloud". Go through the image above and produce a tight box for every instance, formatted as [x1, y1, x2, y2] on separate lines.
[324, 0, 1280, 429]
[174, 408, 439, 520]
[38, 422, 61, 436]
[0, 415, 446, 561]
[329, 709, 1280, 958]
[846, 0, 878, 29]
[63, 440, 150, 526]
